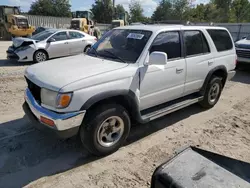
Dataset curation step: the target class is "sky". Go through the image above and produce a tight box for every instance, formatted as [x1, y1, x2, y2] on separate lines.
[3, 0, 209, 17]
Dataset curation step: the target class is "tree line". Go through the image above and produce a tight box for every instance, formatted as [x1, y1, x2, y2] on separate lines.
[27, 0, 250, 23]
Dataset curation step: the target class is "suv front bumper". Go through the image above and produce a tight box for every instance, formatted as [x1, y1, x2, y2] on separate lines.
[23, 88, 86, 138]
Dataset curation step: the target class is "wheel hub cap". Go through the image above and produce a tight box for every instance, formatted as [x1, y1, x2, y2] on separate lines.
[36, 52, 46, 62]
[208, 83, 220, 104]
[97, 116, 125, 147]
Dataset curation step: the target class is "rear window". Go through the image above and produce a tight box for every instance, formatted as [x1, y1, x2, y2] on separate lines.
[206, 29, 233, 52]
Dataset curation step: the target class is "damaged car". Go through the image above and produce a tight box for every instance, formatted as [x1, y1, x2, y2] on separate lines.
[6, 29, 97, 63]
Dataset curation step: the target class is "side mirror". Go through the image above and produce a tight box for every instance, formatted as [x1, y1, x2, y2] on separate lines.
[241, 36, 247, 39]
[47, 38, 56, 43]
[145, 51, 168, 66]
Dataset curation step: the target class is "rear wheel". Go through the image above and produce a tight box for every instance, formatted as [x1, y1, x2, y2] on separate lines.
[80, 103, 131, 156]
[199, 76, 223, 109]
[34, 50, 48, 63]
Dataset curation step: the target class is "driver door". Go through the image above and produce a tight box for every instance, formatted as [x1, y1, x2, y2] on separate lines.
[46, 31, 70, 58]
[139, 31, 186, 111]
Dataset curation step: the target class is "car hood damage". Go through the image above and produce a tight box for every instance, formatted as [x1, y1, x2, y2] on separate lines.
[12, 37, 38, 48]
[24, 54, 129, 92]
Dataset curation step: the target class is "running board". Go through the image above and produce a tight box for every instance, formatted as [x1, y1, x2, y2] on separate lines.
[141, 96, 204, 121]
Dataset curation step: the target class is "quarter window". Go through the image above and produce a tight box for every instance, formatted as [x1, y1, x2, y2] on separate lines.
[150, 31, 181, 59]
[184, 30, 210, 56]
[207, 29, 233, 52]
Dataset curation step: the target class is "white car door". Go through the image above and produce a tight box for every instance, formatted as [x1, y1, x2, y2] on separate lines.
[46, 31, 70, 58]
[68, 31, 86, 55]
[182, 30, 214, 96]
[140, 31, 186, 111]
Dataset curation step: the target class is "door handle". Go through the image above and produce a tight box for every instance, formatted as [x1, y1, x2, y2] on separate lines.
[176, 68, 184, 74]
[208, 61, 214, 66]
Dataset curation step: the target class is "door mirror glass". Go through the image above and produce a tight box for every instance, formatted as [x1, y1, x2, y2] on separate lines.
[47, 38, 56, 43]
[145, 51, 168, 65]
[241, 36, 247, 40]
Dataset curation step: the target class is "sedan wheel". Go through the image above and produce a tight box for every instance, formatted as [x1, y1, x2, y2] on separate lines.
[34, 51, 48, 63]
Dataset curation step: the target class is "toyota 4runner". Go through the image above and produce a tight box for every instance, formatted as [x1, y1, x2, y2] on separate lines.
[23, 25, 236, 156]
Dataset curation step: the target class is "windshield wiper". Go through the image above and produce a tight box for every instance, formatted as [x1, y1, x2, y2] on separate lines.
[103, 50, 127, 63]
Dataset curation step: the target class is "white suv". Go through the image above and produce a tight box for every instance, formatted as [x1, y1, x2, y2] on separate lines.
[23, 25, 236, 156]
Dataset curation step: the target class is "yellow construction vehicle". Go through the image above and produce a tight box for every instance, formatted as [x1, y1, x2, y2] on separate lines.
[0, 5, 35, 40]
[111, 12, 128, 28]
[70, 11, 94, 34]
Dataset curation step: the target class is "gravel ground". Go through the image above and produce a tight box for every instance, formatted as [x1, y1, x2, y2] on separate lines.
[0, 41, 250, 188]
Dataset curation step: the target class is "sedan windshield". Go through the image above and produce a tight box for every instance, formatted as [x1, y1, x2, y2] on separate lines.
[87, 29, 152, 63]
[31, 30, 57, 41]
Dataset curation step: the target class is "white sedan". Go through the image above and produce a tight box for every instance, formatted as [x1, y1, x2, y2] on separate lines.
[6, 29, 97, 63]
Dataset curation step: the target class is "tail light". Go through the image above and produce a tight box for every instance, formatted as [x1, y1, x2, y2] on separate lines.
[94, 38, 97, 41]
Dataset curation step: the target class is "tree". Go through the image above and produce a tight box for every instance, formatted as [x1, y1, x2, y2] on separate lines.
[151, 0, 173, 21]
[213, 0, 232, 22]
[91, 0, 113, 23]
[231, 0, 250, 22]
[129, 0, 145, 23]
[28, 0, 71, 17]
[114, 4, 126, 18]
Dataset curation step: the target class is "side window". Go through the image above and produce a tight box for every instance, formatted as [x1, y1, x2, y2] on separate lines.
[184, 30, 210, 56]
[69, 31, 84, 39]
[184, 31, 203, 56]
[201, 33, 210, 53]
[150, 31, 181, 60]
[52, 32, 68, 41]
[207, 29, 233, 52]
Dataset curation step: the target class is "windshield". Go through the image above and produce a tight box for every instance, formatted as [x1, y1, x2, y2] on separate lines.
[31, 30, 57, 41]
[111, 22, 121, 28]
[71, 20, 80, 29]
[17, 18, 28, 28]
[87, 29, 152, 63]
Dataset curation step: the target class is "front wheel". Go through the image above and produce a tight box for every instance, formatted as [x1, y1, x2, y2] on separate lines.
[34, 50, 48, 63]
[199, 76, 223, 109]
[84, 46, 91, 53]
[80, 103, 131, 156]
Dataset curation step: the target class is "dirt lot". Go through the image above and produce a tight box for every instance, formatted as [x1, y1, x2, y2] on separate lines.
[1, 41, 250, 188]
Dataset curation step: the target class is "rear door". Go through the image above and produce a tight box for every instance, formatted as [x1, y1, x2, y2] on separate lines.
[182, 29, 214, 96]
[46, 31, 70, 58]
[68, 31, 86, 55]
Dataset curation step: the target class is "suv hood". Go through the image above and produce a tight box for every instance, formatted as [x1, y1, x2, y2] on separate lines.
[25, 54, 128, 91]
[12, 37, 38, 48]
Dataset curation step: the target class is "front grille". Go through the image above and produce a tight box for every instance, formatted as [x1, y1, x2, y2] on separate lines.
[25, 77, 41, 104]
[236, 50, 250, 58]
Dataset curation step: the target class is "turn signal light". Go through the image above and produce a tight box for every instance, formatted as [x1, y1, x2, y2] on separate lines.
[40, 116, 55, 127]
[57, 93, 73, 108]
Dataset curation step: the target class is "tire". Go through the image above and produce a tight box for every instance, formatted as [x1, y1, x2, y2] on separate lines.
[33, 50, 48, 63]
[80, 103, 131, 156]
[84, 45, 91, 53]
[199, 76, 223, 109]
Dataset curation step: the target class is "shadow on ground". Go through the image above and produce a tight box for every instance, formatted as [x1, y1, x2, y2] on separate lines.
[0, 104, 203, 187]
[232, 63, 250, 84]
[0, 59, 32, 67]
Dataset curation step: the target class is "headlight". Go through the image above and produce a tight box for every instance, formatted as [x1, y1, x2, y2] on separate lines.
[56, 93, 73, 108]
[41, 88, 73, 108]
[41, 88, 58, 107]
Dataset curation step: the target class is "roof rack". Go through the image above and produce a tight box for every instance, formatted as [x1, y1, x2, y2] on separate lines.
[143, 20, 215, 26]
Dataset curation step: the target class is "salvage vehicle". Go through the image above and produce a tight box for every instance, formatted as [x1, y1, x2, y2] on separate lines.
[23, 25, 236, 156]
[235, 35, 250, 64]
[6, 29, 96, 63]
